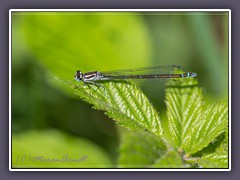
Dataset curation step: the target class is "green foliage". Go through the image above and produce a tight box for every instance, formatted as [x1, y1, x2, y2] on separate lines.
[62, 80, 164, 137]
[197, 152, 228, 168]
[61, 76, 228, 168]
[153, 150, 189, 168]
[12, 130, 112, 168]
[184, 102, 228, 154]
[118, 131, 167, 168]
[165, 79, 228, 155]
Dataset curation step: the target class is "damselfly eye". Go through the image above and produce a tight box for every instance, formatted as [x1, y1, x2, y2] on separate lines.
[74, 70, 83, 81]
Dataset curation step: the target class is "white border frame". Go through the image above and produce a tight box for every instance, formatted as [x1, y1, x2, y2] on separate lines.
[9, 9, 231, 171]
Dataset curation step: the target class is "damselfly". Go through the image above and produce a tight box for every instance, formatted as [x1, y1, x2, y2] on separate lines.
[74, 65, 197, 84]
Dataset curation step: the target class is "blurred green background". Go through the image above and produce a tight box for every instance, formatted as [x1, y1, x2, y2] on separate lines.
[11, 11, 229, 168]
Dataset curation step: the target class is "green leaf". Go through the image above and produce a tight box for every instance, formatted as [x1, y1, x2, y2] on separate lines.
[197, 152, 228, 168]
[165, 78, 228, 155]
[153, 150, 189, 168]
[118, 131, 167, 168]
[185, 102, 228, 154]
[61, 79, 164, 137]
[192, 132, 227, 156]
[12, 130, 112, 168]
[217, 128, 228, 153]
[165, 78, 202, 147]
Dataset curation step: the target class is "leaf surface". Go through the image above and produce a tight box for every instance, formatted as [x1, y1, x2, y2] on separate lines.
[197, 152, 228, 168]
[62, 80, 164, 137]
[118, 131, 167, 168]
[165, 79, 228, 155]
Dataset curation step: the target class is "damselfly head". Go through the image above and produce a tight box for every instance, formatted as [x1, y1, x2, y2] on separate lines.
[74, 70, 83, 81]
